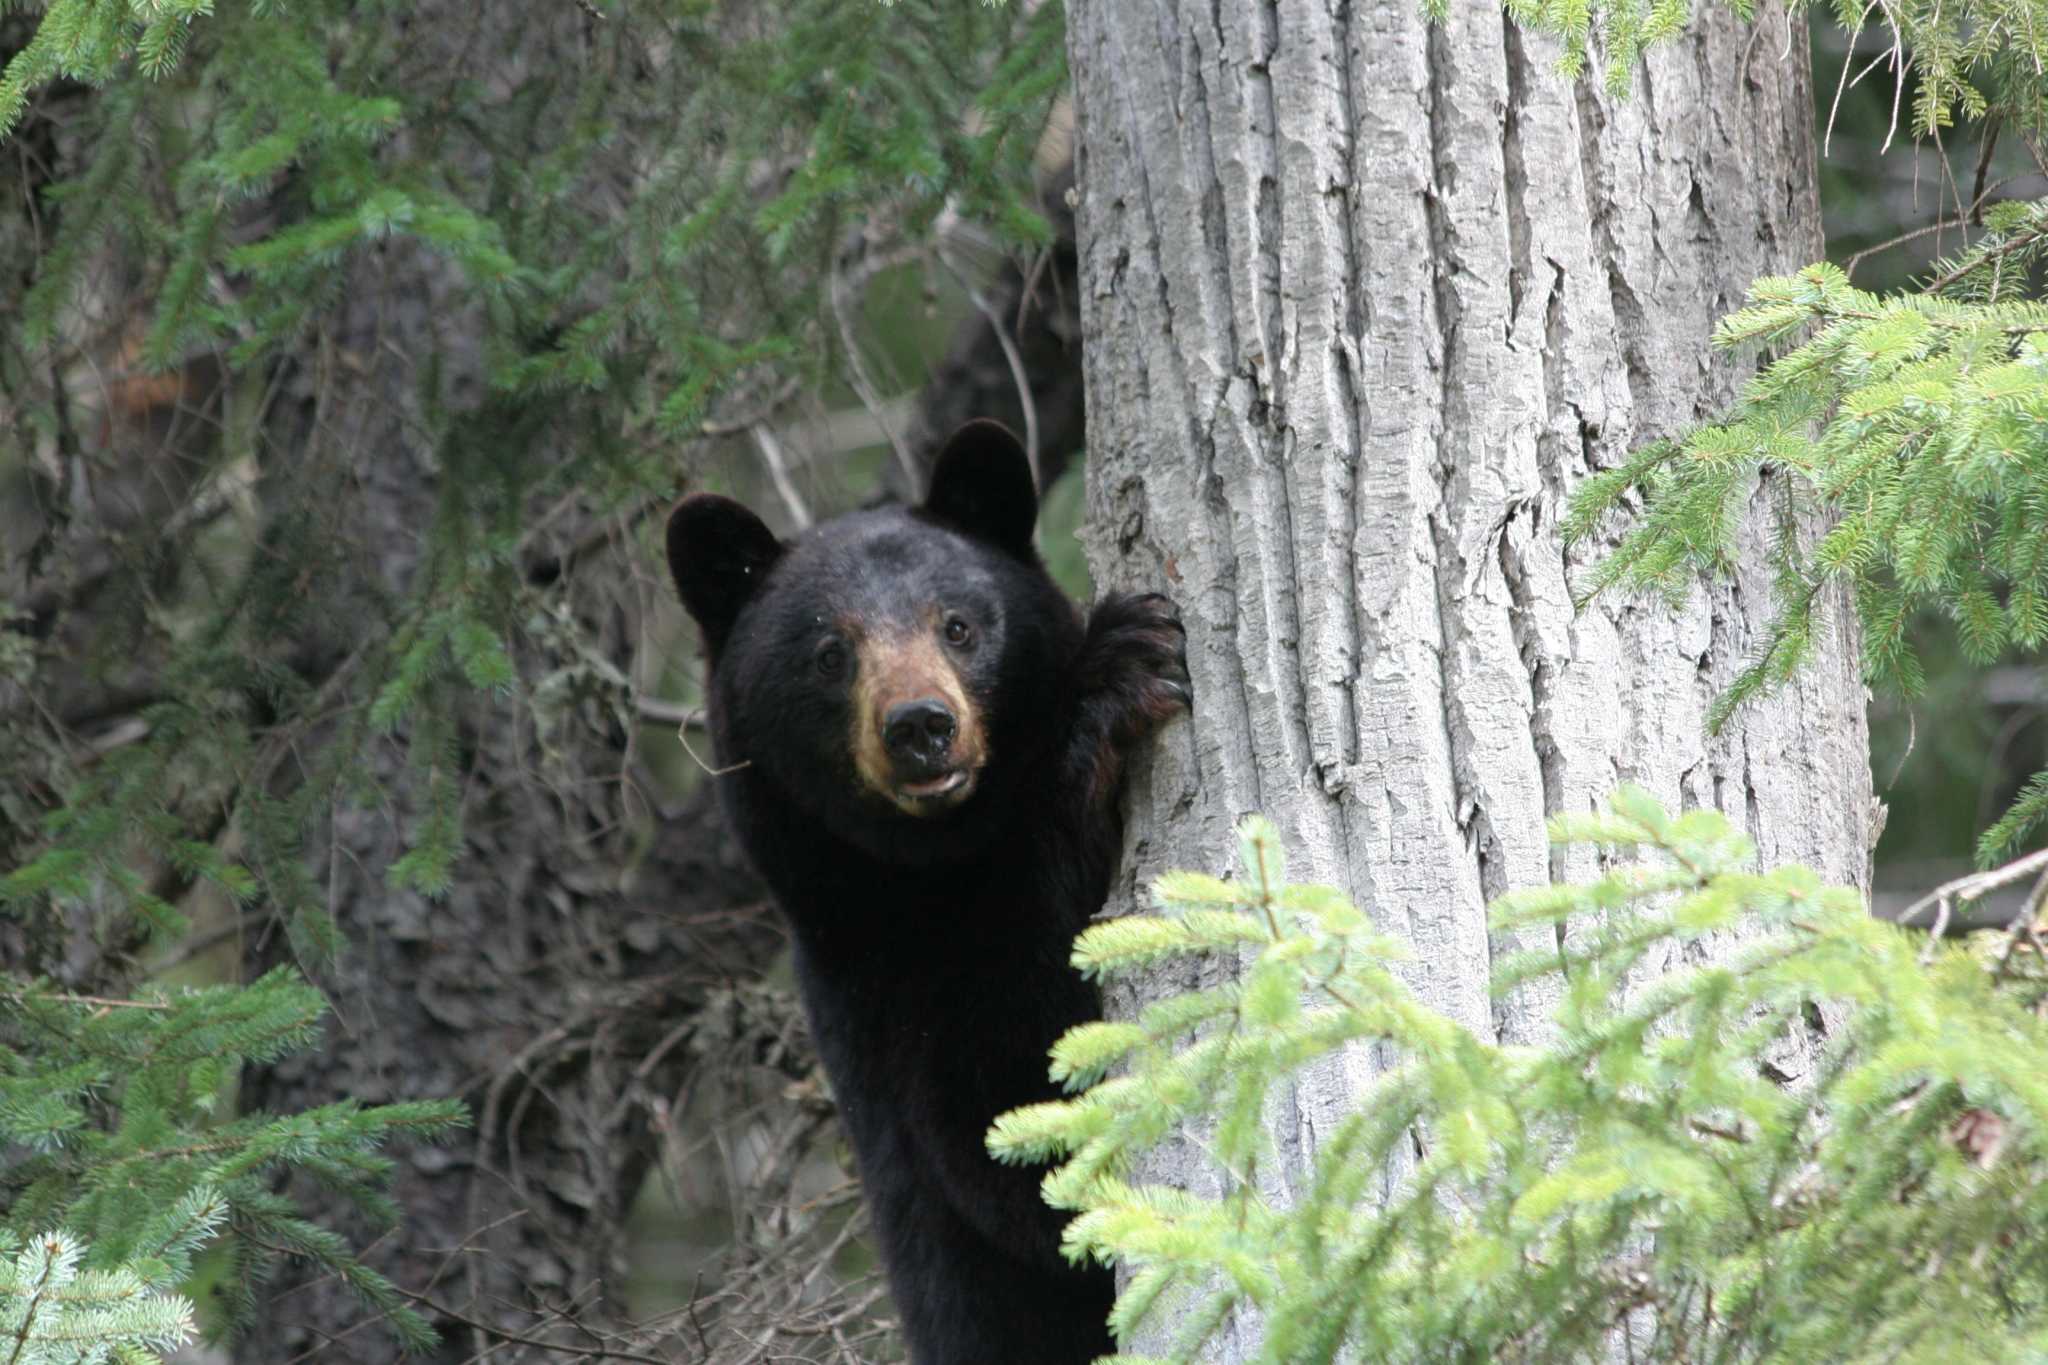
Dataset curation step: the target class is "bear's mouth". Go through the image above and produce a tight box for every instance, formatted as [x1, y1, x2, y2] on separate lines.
[894, 768, 976, 811]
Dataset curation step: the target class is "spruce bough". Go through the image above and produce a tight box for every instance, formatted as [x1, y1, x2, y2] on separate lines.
[0, 971, 466, 1355]
[998, 793, 2048, 1363]
[1568, 253, 2048, 865]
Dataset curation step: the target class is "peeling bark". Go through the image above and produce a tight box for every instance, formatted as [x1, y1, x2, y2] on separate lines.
[1065, 3, 1871, 1357]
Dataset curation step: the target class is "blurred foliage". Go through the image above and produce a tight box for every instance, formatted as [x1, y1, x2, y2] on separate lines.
[2, 0, 1064, 934]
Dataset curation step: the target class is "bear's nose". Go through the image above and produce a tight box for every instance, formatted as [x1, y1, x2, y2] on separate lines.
[883, 699, 957, 769]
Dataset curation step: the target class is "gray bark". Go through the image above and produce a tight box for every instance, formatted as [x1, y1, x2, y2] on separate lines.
[1065, 3, 1872, 1357]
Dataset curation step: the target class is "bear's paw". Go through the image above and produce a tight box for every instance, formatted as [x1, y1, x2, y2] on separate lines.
[1079, 591, 1191, 747]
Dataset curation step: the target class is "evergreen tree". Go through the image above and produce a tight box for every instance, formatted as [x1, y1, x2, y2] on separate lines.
[3, 1230, 197, 1365]
[9, 0, 2048, 1357]
[1, 971, 463, 1352]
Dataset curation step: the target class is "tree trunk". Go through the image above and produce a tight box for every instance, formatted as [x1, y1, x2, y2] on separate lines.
[1065, 4, 1872, 1357]
[221, 220, 781, 1357]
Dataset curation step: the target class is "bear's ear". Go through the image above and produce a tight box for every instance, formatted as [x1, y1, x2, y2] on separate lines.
[922, 419, 1037, 555]
[666, 495, 785, 646]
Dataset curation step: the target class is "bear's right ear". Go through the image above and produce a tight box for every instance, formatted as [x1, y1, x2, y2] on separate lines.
[923, 419, 1037, 556]
[666, 495, 785, 646]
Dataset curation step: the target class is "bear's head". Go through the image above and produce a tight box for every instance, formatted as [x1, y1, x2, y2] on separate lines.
[665, 421, 1078, 856]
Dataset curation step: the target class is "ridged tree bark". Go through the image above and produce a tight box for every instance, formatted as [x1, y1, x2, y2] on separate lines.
[1065, 4, 1873, 1357]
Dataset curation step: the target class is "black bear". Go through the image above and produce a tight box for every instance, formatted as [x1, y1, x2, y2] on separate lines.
[664, 419, 1188, 1365]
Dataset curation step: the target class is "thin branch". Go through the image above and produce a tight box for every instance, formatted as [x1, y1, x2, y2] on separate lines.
[933, 232, 1040, 487]
[696, 375, 802, 438]
[750, 423, 812, 530]
[2022, 131, 2048, 182]
[404, 1288, 671, 1365]
[0, 988, 171, 1011]
[1824, 2, 1885, 158]
[1996, 864, 2048, 976]
[1841, 177, 2021, 280]
[1920, 218, 2048, 294]
[634, 696, 705, 728]
[829, 262, 920, 495]
[677, 720, 749, 777]
[1899, 845, 2048, 931]
[1972, 120, 2002, 221]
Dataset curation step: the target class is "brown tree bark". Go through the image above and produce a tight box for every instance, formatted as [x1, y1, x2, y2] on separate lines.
[223, 210, 778, 1365]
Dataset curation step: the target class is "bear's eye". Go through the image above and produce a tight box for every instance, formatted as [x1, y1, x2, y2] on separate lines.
[815, 641, 847, 678]
[943, 615, 973, 648]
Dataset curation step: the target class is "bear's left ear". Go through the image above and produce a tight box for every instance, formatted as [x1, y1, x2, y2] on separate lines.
[666, 494, 785, 649]
[922, 419, 1037, 556]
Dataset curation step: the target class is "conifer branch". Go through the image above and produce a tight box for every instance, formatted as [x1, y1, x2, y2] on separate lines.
[0, 988, 171, 1011]
[1009, 797, 2048, 1359]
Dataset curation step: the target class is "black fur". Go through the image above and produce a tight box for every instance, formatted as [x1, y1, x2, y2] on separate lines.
[665, 422, 1187, 1364]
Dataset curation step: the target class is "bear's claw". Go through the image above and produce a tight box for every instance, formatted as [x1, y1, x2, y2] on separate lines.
[1079, 591, 1192, 743]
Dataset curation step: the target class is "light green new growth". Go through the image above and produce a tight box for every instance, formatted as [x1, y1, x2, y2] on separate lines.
[0, 1229, 196, 1365]
[996, 795, 2048, 1363]
[0, 973, 468, 1350]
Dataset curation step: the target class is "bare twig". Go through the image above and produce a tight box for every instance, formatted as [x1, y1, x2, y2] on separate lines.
[1996, 864, 2048, 977]
[1900, 846, 2048, 951]
[829, 261, 920, 495]
[1842, 177, 2023, 280]
[634, 696, 704, 728]
[750, 423, 813, 530]
[403, 1289, 669, 1365]
[1, 988, 172, 1011]
[677, 713, 749, 776]
[1972, 119, 2002, 221]
[1900, 845, 2048, 925]
[933, 234, 1040, 487]
[696, 375, 803, 438]
[1823, 2, 1884, 157]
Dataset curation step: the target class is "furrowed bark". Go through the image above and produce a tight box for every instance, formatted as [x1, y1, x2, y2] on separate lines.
[1065, 4, 1871, 1356]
